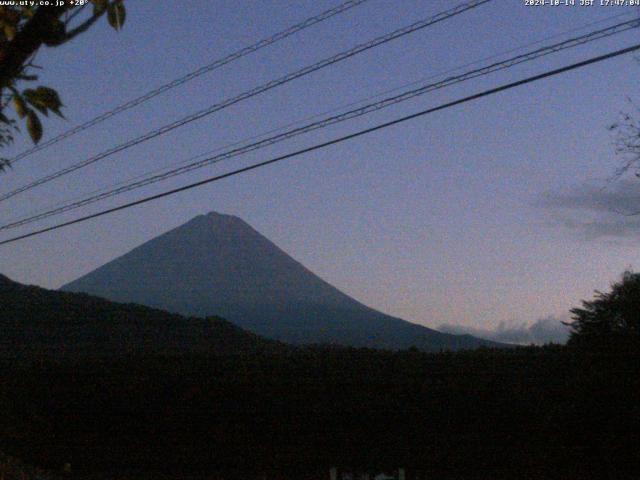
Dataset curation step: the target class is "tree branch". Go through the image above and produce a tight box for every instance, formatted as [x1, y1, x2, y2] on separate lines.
[0, 6, 68, 90]
[49, 9, 104, 46]
[64, 4, 87, 26]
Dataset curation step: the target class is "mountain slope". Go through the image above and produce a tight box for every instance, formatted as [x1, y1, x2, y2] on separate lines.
[0, 273, 279, 357]
[62, 212, 503, 351]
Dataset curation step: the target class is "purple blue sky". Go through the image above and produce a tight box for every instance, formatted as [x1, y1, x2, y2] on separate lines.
[2, 0, 640, 342]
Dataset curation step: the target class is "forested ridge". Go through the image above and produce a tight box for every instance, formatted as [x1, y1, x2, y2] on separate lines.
[2, 273, 640, 478]
[0, 347, 638, 479]
[0, 273, 282, 357]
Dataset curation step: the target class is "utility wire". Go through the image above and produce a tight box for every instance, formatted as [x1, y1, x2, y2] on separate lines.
[1, 42, 638, 247]
[7, 0, 371, 165]
[0, 0, 492, 203]
[2, 17, 637, 231]
[12, 9, 631, 223]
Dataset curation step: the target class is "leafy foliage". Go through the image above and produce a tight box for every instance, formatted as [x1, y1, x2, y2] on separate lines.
[0, 1, 126, 162]
[566, 270, 640, 349]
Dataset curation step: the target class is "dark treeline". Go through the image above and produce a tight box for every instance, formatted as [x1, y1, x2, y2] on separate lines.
[0, 345, 638, 479]
[0, 274, 283, 357]
[2, 272, 640, 478]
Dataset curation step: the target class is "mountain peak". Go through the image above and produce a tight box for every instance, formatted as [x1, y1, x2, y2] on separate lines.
[62, 214, 505, 351]
[186, 211, 250, 229]
[205, 211, 236, 219]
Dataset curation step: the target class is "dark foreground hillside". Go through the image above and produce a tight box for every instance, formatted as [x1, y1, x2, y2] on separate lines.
[0, 274, 281, 357]
[0, 347, 638, 479]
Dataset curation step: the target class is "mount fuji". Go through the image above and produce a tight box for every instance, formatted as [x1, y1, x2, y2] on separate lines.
[62, 212, 503, 351]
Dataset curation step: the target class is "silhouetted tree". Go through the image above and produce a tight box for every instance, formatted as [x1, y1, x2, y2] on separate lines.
[566, 270, 640, 349]
[0, 1, 126, 168]
[609, 103, 640, 180]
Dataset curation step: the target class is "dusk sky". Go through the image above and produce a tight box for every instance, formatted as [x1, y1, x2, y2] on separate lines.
[2, 0, 640, 341]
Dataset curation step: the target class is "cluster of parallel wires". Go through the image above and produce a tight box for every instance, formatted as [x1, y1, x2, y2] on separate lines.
[0, 0, 638, 245]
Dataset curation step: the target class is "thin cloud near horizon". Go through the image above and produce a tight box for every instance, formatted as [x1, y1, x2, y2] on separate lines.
[439, 316, 571, 345]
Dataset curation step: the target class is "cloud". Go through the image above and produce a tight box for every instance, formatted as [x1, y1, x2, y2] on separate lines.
[439, 316, 570, 345]
[538, 180, 640, 239]
[539, 179, 640, 214]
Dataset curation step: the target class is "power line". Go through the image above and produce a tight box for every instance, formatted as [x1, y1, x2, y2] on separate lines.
[3, 17, 637, 231]
[0, 0, 492, 203]
[11, 9, 631, 224]
[1, 42, 638, 247]
[7, 0, 371, 165]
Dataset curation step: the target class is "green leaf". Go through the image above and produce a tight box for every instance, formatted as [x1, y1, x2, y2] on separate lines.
[36, 86, 63, 109]
[23, 86, 63, 117]
[92, 0, 108, 15]
[3, 23, 16, 41]
[20, 6, 35, 18]
[51, 105, 65, 119]
[107, 1, 125, 31]
[23, 90, 47, 116]
[26, 110, 42, 144]
[32, 104, 49, 117]
[42, 18, 66, 46]
[22, 88, 38, 104]
[12, 95, 27, 119]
